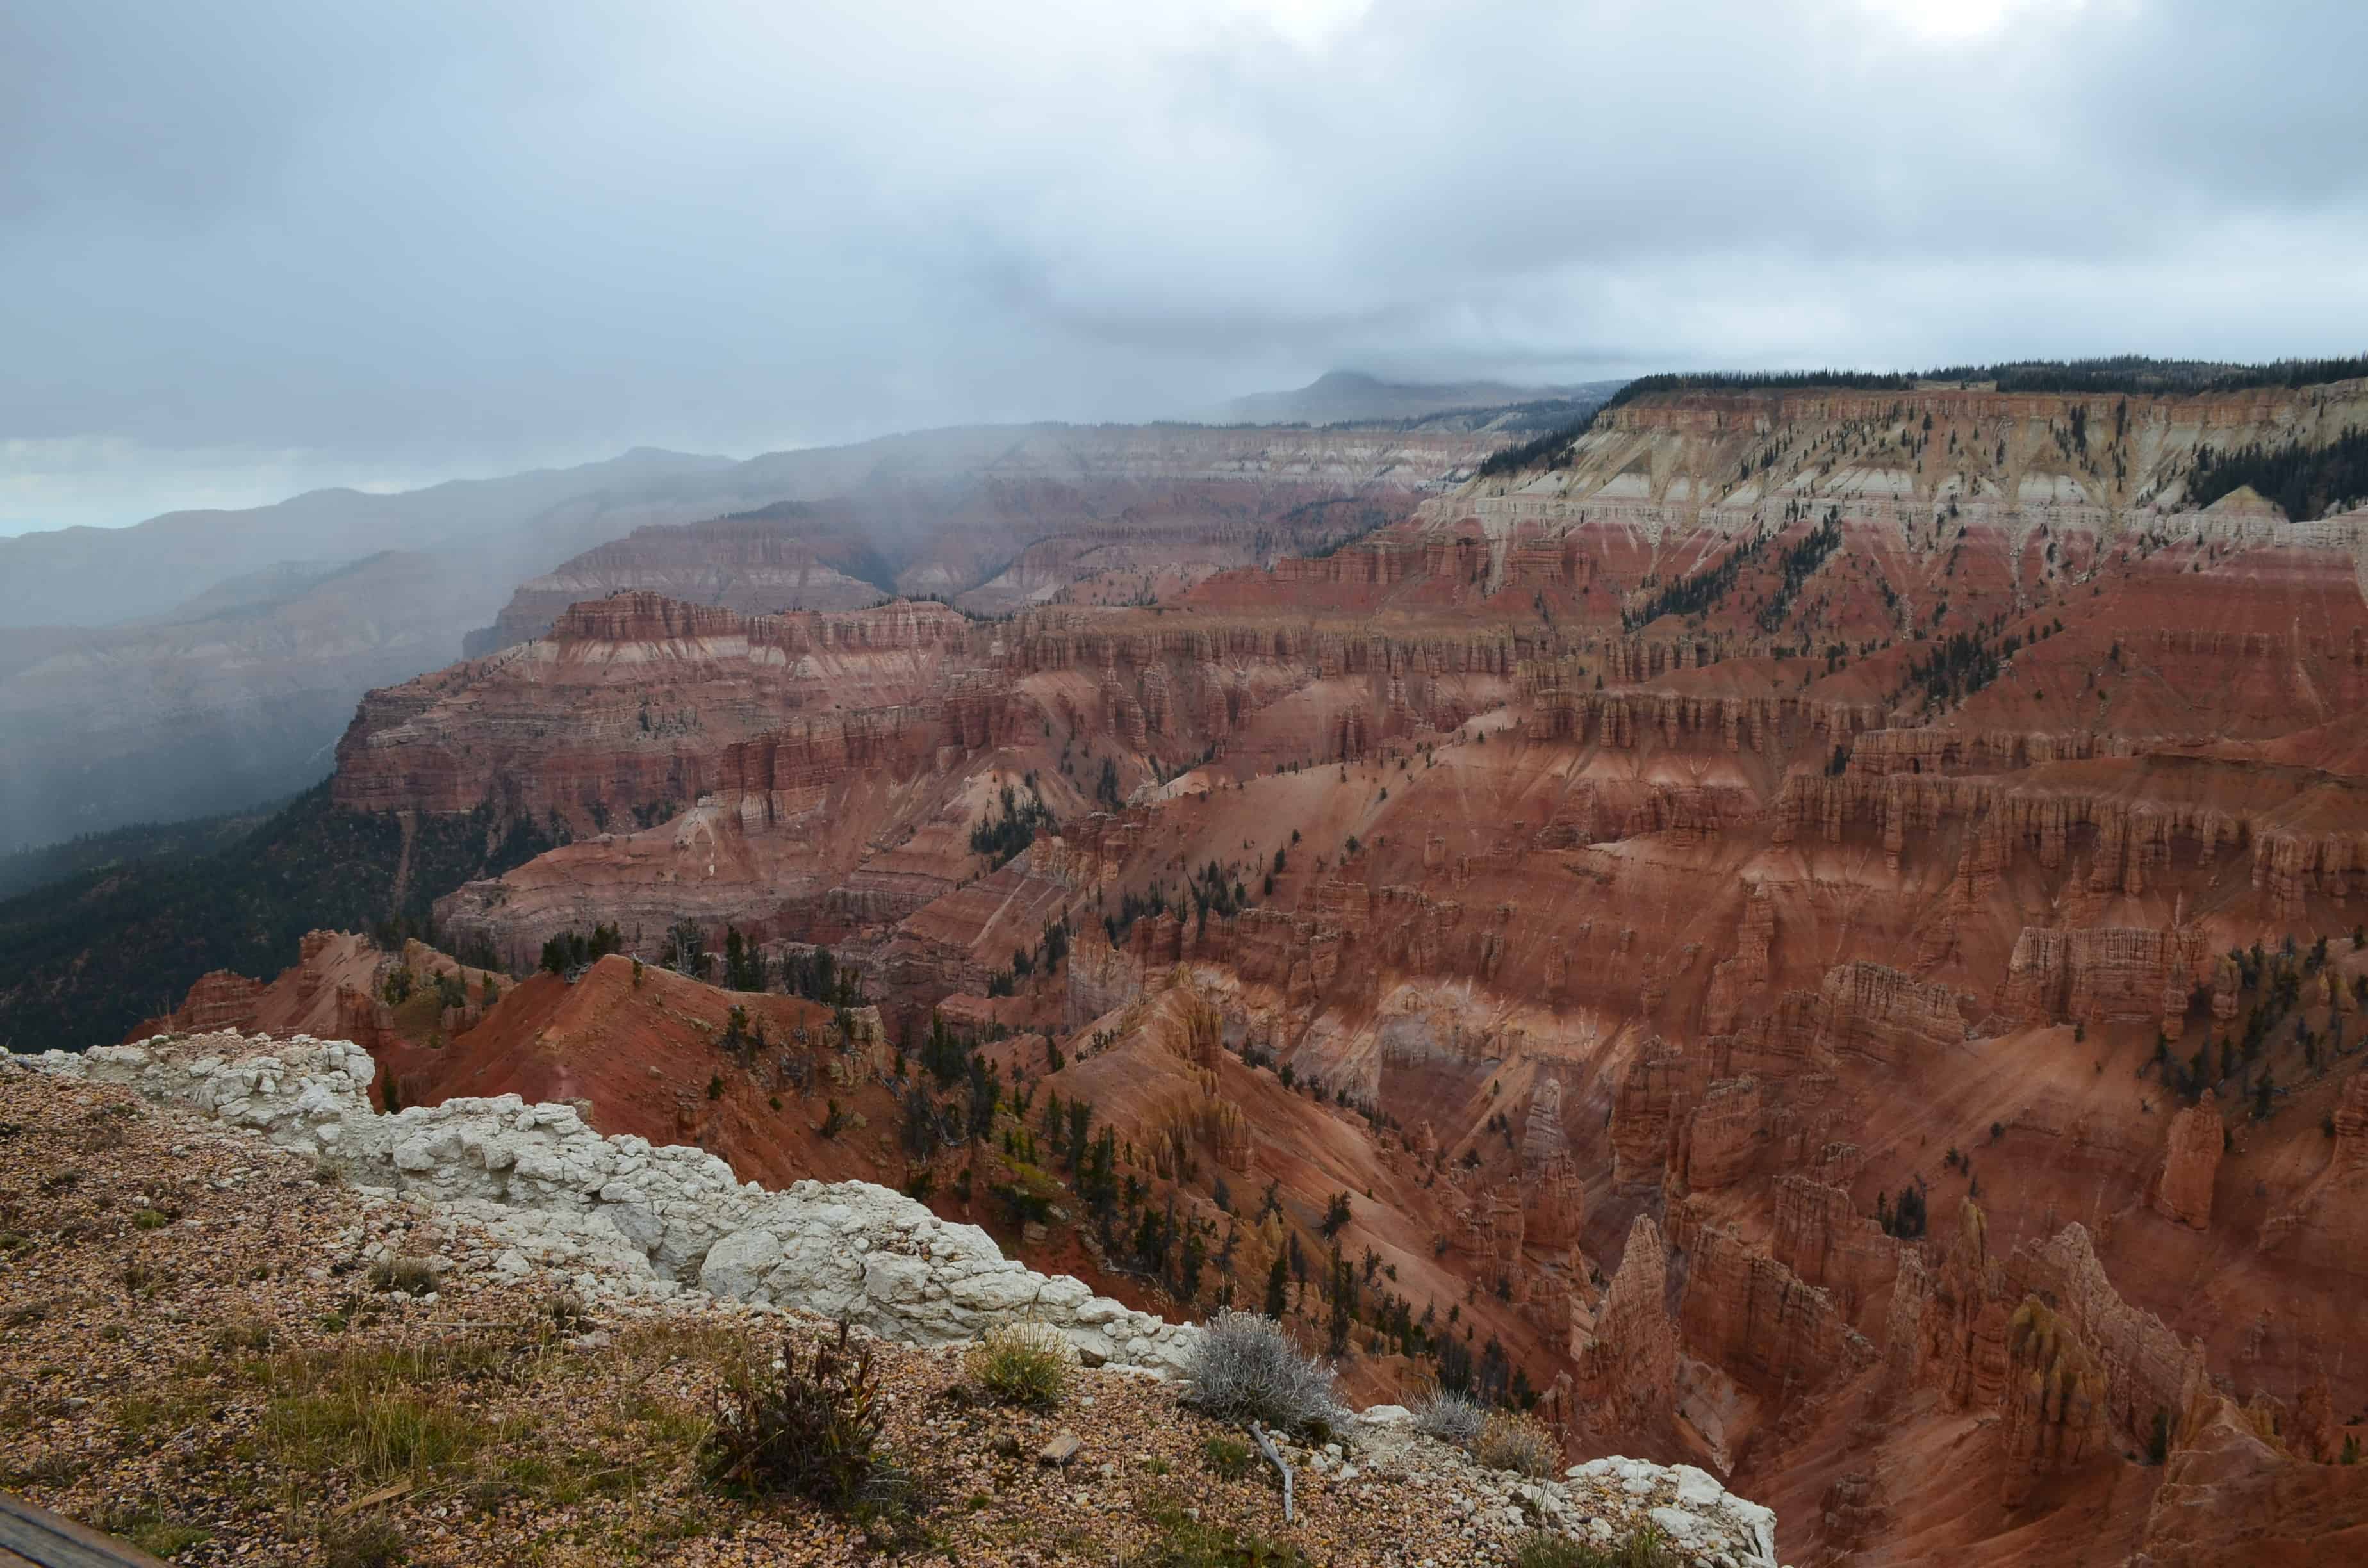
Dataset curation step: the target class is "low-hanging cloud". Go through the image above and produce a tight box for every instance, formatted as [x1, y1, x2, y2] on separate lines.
[3, 0, 2364, 529]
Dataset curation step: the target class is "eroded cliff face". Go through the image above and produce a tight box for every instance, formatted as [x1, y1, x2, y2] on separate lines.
[260, 379, 2368, 1564]
[470, 422, 1506, 651]
[473, 514, 896, 652]
[1436, 379, 2368, 616]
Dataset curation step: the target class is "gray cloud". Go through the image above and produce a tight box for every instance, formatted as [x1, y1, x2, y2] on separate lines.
[4, 0, 2364, 530]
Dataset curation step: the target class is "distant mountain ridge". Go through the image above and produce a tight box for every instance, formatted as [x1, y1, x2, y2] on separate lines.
[1202, 368, 1627, 426]
[0, 414, 1527, 849]
[0, 446, 739, 632]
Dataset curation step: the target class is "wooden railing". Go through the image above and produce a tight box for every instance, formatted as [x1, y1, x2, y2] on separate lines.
[0, 1494, 172, 1567]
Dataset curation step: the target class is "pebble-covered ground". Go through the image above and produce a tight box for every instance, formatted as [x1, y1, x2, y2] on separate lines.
[0, 1068, 1771, 1567]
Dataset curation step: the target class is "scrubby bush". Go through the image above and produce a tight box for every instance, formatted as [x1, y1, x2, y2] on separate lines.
[701, 1322, 912, 1530]
[964, 1323, 1071, 1410]
[543, 1289, 593, 1334]
[368, 1257, 440, 1297]
[1475, 1410, 1561, 1477]
[1180, 1311, 1345, 1436]
[1411, 1386, 1486, 1446]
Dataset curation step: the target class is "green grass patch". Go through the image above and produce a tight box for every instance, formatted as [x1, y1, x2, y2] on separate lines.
[100, 1506, 212, 1559]
[112, 1387, 212, 1437]
[1201, 1435, 1254, 1480]
[1512, 1525, 1681, 1568]
[962, 1323, 1071, 1410]
[1123, 1499, 1308, 1567]
[251, 1339, 520, 1483]
[263, 1387, 483, 1483]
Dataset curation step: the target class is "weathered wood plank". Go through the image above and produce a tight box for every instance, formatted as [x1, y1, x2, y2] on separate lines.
[0, 1495, 172, 1568]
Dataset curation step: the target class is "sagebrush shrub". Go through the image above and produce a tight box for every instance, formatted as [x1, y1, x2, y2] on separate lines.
[1411, 1387, 1486, 1446]
[1475, 1410, 1561, 1478]
[1180, 1311, 1345, 1436]
[964, 1323, 1071, 1409]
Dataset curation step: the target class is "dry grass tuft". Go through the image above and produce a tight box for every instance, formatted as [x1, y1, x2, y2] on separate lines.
[1475, 1410, 1561, 1478]
[210, 1315, 276, 1354]
[543, 1287, 595, 1334]
[1512, 1524, 1681, 1568]
[962, 1322, 1071, 1410]
[318, 1515, 407, 1568]
[368, 1256, 440, 1297]
[1121, 1496, 1310, 1567]
[251, 1336, 521, 1483]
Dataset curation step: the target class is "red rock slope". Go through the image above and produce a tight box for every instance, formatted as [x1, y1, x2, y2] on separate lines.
[292, 373, 2368, 1564]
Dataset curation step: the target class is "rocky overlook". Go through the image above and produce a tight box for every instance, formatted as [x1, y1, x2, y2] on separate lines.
[0, 1034, 1785, 1566]
[22, 372, 2368, 1564]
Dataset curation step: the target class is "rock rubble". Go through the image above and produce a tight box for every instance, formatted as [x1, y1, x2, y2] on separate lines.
[1341, 1404, 1780, 1567]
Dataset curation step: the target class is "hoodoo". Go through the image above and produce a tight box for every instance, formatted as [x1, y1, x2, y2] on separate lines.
[12, 4, 2368, 1558]
[196, 364, 2368, 1564]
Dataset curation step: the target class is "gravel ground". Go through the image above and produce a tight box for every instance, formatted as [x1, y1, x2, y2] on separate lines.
[0, 1068, 1770, 1567]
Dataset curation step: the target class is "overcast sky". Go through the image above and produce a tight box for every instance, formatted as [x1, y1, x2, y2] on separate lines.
[3, 0, 2364, 533]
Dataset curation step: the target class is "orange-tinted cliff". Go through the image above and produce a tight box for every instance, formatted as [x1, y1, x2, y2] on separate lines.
[244, 376, 2368, 1562]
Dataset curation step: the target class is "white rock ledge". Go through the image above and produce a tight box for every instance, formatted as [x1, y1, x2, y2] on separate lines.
[8, 1030, 1784, 1564]
[9, 1031, 1194, 1373]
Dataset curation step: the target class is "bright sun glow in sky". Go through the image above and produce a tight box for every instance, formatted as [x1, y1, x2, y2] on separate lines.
[1855, 0, 2093, 42]
[1232, 0, 2096, 49]
[1197, 0, 1373, 49]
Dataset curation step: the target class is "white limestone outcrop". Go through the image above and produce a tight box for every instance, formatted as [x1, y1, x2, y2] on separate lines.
[1338, 1409, 1780, 1568]
[11, 1028, 1791, 1562]
[8, 1031, 1194, 1372]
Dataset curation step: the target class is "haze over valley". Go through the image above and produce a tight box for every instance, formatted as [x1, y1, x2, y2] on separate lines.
[6, 5, 2368, 1566]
